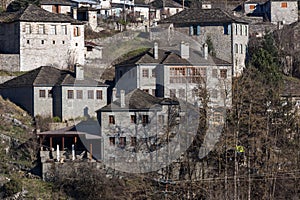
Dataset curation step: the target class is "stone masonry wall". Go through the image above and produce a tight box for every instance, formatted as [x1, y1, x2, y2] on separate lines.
[0, 54, 20, 72]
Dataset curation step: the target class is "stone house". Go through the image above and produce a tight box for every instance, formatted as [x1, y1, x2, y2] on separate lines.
[149, 0, 183, 21]
[0, 65, 108, 121]
[243, 0, 298, 25]
[40, 0, 74, 14]
[159, 8, 249, 77]
[0, 4, 85, 71]
[114, 42, 232, 108]
[96, 88, 181, 166]
[263, 0, 298, 25]
[40, 0, 98, 30]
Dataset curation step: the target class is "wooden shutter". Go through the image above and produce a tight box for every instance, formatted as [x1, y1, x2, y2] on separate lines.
[196, 25, 200, 35]
[189, 26, 193, 35]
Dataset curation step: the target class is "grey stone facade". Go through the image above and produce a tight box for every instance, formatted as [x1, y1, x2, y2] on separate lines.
[0, 66, 108, 120]
[158, 8, 249, 77]
[0, 54, 20, 71]
[0, 5, 85, 71]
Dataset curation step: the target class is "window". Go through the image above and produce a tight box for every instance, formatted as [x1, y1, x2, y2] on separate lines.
[48, 90, 52, 98]
[158, 115, 164, 124]
[62, 40, 65, 44]
[52, 5, 61, 13]
[27, 40, 30, 44]
[119, 137, 126, 148]
[109, 115, 115, 124]
[25, 24, 31, 34]
[75, 43, 78, 46]
[142, 69, 149, 77]
[235, 43, 238, 53]
[131, 136, 137, 146]
[235, 24, 238, 35]
[142, 115, 149, 124]
[200, 67, 207, 77]
[61, 25, 67, 35]
[143, 89, 149, 93]
[67, 90, 74, 99]
[53, 40, 55, 44]
[212, 69, 218, 78]
[38, 25, 45, 34]
[240, 44, 243, 54]
[109, 137, 115, 146]
[50, 25, 56, 35]
[152, 69, 156, 77]
[41, 40, 44, 44]
[76, 90, 83, 99]
[39, 90, 46, 98]
[131, 115, 137, 123]
[189, 25, 200, 36]
[220, 69, 227, 79]
[245, 25, 248, 36]
[96, 90, 103, 99]
[249, 5, 255, 10]
[224, 24, 231, 35]
[240, 25, 243, 35]
[170, 89, 176, 98]
[281, 2, 287, 8]
[74, 26, 80, 36]
[88, 90, 94, 99]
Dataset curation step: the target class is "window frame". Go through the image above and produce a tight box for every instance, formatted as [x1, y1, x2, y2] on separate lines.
[67, 90, 74, 99]
[109, 115, 115, 124]
[88, 90, 94, 99]
[76, 90, 83, 99]
[142, 69, 149, 78]
[39, 90, 46, 98]
[96, 90, 103, 100]
[220, 69, 227, 79]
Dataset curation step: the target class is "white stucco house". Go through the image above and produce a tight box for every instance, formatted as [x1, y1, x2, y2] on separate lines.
[0, 65, 108, 121]
[0, 4, 85, 71]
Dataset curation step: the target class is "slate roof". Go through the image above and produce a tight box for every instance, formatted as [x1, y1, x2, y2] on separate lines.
[149, 0, 182, 8]
[40, 0, 74, 6]
[98, 89, 179, 112]
[0, 66, 107, 88]
[115, 47, 231, 67]
[160, 8, 249, 25]
[0, 4, 83, 24]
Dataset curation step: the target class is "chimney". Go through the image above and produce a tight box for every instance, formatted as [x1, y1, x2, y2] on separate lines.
[112, 88, 117, 102]
[75, 64, 84, 80]
[120, 90, 125, 108]
[154, 42, 158, 59]
[203, 43, 208, 59]
[180, 41, 189, 59]
[72, 7, 77, 19]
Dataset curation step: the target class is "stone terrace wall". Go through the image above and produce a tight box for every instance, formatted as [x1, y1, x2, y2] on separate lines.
[0, 54, 20, 72]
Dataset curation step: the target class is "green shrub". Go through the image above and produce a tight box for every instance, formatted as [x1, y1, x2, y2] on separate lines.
[3, 178, 22, 197]
[52, 116, 61, 123]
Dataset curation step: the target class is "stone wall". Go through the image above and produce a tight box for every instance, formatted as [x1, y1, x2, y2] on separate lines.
[0, 54, 20, 71]
[0, 75, 16, 84]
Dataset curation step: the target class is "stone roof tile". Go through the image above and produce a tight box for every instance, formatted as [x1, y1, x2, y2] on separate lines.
[0, 4, 83, 24]
[98, 89, 178, 111]
[160, 8, 249, 25]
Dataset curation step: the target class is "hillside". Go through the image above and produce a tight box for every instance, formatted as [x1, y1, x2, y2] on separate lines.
[0, 96, 65, 199]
